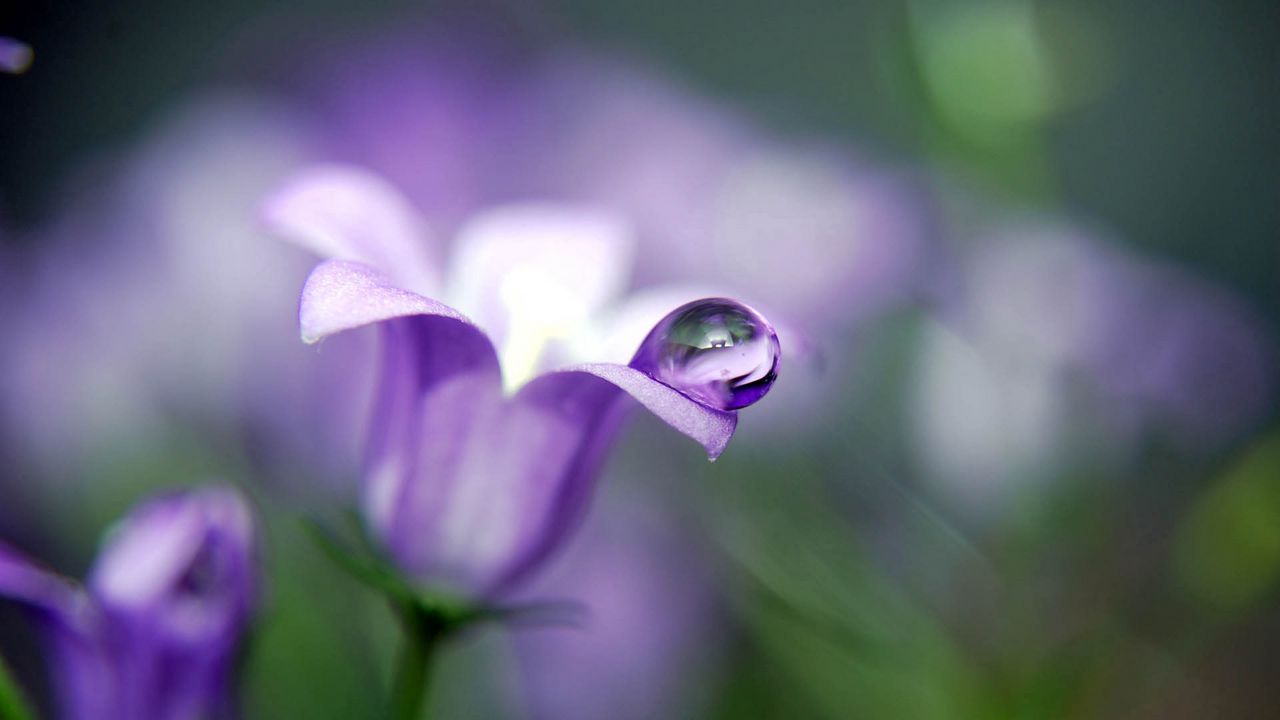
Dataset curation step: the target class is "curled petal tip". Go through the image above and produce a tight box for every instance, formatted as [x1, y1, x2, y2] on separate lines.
[297, 258, 475, 344]
[550, 364, 738, 459]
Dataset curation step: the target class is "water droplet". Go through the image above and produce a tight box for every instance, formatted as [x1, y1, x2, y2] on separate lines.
[632, 298, 780, 410]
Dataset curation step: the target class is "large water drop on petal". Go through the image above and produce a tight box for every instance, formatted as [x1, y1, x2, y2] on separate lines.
[631, 298, 780, 410]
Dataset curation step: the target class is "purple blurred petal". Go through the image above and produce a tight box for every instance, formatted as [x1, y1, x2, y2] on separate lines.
[708, 147, 931, 322]
[513, 499, 721, 720]
[0, 95, 358, 488]
[46, 630, 115, 720]
[1090, 268, 1274, 441]
[84, 486, 257, 720]
[0, 37, 32, 74]
[446, 204, 633, 381]
[0, 541, 84, 623]
[89, 487, 255, 640]
[967, 226, 1274, 446]
[263, 164, 441, 295]
[302, 29, 525, 226]
[0, 527, 116, 720]
[519, 53, 752, 286]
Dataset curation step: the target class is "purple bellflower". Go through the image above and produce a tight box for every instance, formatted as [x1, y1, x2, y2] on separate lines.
[263, 164, 779, 597]
[281, 32, 927, 440]
[0, 486, 257, 720]
[295, 32, 930, 335]
[912, 223, 1274, 513]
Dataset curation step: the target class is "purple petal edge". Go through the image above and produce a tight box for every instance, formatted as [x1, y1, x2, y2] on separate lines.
[262, 164, 441, 296]
[537, 363, 738, 460]
[0, 543, 94, 654]
[0, 541, 80, 616]
[298, 258, 479, 343]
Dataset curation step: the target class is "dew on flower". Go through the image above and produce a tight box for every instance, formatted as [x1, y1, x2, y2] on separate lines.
[631, 298, 780, 411]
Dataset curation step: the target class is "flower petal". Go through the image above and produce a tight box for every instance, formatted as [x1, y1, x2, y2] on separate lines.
[0, 37, 33, 75]
[569, 284, 730, 365]
[446, 203, 634, 388]
[299, 259, 504, 543]
[298, 258, 478, 344]
[512, 499, 720, 720]
[86, 486, 258, 719]
[381, 361, 735, 596]
[0, 542, 109, 720]
[88, 486, 257, 644]
[434, 369, 633, 594]
[710, 148, 930, 323]
[0, 541, 83, 620]
[474, 364, 735, 594]
[262, 164, 440, 295]
[547, 364, 738, 460]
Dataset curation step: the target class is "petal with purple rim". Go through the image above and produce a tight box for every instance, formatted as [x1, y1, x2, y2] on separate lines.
[485, 365, 736, 594]
[549, 364, 737, 460]
[298, 259, 479, 344]
[298, 259, 503, 535]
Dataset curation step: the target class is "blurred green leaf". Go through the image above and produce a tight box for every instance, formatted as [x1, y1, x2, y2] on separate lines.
[710, 463, 981, 719]
[300, 514, 577, 635]
[1174, 432, 1280, 611]
[0, 652, 35, 720]
[300, 515, 418, 605]
[243, 518, 389, 720]
[910, 0, 1055, 141]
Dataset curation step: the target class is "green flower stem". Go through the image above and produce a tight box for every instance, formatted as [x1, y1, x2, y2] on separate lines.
[390, 603, 448, 720]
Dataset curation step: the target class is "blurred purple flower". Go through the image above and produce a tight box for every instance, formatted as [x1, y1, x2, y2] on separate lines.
[0, 37, 33, 74]
[963, 226, 1273, 442]
[293, 33, 931, 333]
[263, 165, 771, 597]
[511, 496, 721, 720]
[0, 95, 370, 488]
[297, 30, 527, 231]
[2, 29, 922, 490]
[0, 486, 256, 720]
[913, 223, 1274, 506]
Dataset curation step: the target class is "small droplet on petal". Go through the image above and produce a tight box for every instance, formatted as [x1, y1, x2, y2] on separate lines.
[632, 298, 780, 410]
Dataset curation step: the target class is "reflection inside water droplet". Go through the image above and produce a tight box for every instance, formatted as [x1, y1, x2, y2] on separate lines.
[631, 298, 780, 410]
